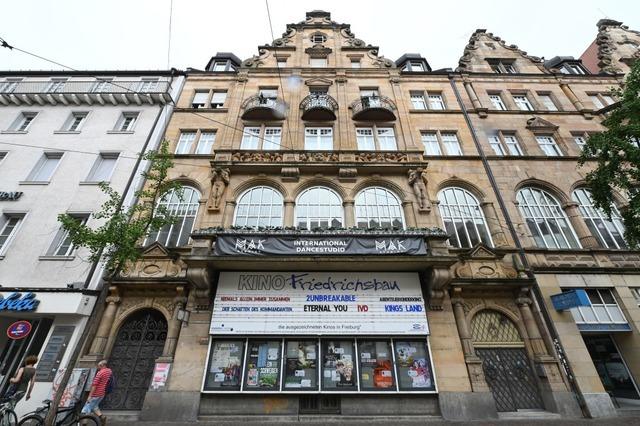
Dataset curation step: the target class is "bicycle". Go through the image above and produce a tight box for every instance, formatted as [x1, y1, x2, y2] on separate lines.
[18, 398, 99, 426]
[0, 391, 25, 426]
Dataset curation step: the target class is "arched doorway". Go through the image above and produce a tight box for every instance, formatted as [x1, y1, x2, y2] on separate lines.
[102, 309, 167, 410]
[471, 309, 543, 412]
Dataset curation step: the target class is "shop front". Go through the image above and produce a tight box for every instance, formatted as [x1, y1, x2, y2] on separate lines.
[200, 271, 439, 415]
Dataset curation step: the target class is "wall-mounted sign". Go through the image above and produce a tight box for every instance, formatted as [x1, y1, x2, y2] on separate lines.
[151, 362, 171, 390]
[551, 289, 591, 311]
[7, 320, 32, 340]
[35, 325, 75, 382]
[0, 292, 40, 312]
[0, 191, 23, 201]
[210, 272, 429, 336]
[214, 235, 427, 256]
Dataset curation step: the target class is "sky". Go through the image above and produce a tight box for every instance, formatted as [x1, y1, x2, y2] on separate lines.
[1, 0, 639, 72]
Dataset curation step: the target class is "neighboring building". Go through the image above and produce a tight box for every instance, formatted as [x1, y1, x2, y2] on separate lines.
[80, 11, 640, 422]
[0, 70, 183, 417]
[580, 19, 640, 75]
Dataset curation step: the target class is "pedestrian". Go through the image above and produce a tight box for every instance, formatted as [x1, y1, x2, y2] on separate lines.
[81, 359, 112, 424]
[8, 355, 37, 404]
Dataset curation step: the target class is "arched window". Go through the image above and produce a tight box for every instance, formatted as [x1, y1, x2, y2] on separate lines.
[437, 187, 492, 248]
[295, 187, 343, 229]
[147, 186, 200, 247]
[355, 187, 404, 229]
[234, 186, 283, 228]
[572, 188, 626, 249]
[516, 187, 580, 249]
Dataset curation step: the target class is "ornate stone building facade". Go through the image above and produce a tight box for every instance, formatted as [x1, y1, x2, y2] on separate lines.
[82, 12, 640, 421]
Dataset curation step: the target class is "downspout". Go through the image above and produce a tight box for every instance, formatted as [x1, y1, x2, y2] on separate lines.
[448, 73, 589, 417]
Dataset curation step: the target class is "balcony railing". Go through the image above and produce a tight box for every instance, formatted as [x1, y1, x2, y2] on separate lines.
[350, 95, 396, 121]
[241, 94, 287, 120]
[300, 94, 338, 121]
[0, 80, 172, 106]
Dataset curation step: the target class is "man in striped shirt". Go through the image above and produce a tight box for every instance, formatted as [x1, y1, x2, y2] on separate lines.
[82, 360, 112, 422]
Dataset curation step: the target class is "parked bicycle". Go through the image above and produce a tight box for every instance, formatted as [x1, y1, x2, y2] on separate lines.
[18, 398, 99, 426]
[0, 391, 25, 426]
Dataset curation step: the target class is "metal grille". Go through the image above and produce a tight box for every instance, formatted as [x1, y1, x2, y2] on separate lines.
[102, 309, 167, 410]
[299, 395, 340, 414]
[471, 310, 522, 345]
[476, 348, 543, 412]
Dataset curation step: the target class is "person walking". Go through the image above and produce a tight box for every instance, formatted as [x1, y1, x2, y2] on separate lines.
[81, 360, 112, 424]
[8, 355, 37, 404]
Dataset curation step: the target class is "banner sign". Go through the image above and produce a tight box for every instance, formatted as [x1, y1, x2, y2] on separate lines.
[551, 289, 591, 311]
[214, 235, 427, 256]
[210, 272, 429, 336]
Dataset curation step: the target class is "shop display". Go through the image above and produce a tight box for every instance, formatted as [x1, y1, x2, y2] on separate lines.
[204, 340, 244, 390]
[283, 340, 318, 390]
[358, 340, 395, 391]
[322, 340, 357, 390]
[394, 340, 435, 390]
[244, 340, 281, 390]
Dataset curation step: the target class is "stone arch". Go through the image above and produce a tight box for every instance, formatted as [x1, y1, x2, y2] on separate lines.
[106, 300, 171, 356]
[514, 178, 570, 205]
[293, 177, 348, 201]
[231, 177, 288, 202]
[171, 178, 205, 198]
[570, 179, 627, 207]
[467, 304, 528, 344]
[469, 308, 525, 345]
[350, 178, 406, 202]
[436, 178, 487, 202]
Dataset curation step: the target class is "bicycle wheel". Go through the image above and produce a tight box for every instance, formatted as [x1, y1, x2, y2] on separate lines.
[1, 409, 18, 426]
[73, 415, 99, 426]
[17, 415, 43, 426]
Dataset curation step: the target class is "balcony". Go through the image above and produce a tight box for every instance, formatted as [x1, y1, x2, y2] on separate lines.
[0, 80, 172, 106]
[300, 94, 338, 121]
[351, 95, 396, 121]
[241, 94, 287, 120]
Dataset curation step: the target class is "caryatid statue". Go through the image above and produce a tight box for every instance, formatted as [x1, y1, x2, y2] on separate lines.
[408, 167, 430, 212]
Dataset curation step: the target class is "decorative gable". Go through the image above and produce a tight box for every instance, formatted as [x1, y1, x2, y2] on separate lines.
[526, 116, 559, 131]
[454, 243, 520, 280]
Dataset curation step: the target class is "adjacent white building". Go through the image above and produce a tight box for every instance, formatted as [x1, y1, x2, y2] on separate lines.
[0, 71, 184, 416]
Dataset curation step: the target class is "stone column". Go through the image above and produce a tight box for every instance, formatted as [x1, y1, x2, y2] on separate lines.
[451, 291, 473, 356]
[516, 290, 548, 357]
[162, 286, 188, 360]
[463, 81, 482, 110]
[559, 83, 586, 111]
[562, 201, 599, 248]
[343, 199, 355, 228]
[283, 199, 295, 227]
[221, 200, 236, 228]
[402, 201, 417, 227]
[480, 201, 508, 247]
[88, 286, 120, 356]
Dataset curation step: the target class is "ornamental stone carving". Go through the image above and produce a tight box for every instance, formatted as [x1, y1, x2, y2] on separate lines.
[458, 29, 543, 72]
[454, 245, 518, 280]
[118, 242, 186, 280]
[208, 167, 230, 211]
[231, 151, 283, 162]
[408, 167, 430, 212]
[355, 152, 408, 163]
[299, 152, 339, 162]
[340, 28, 368, 48]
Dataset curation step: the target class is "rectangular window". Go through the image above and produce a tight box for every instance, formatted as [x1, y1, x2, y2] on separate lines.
[259, 88, 278, 101]
[377, 128, 397, 150]
[10, 112, 38, 132]
[46, 214, 88, 256]
[0, 79, 21, 94]
[213, 62, 228, 72]
[394, 341, 435, 390]
[211, 91, 227, 108]
[0, 214, 24, 254]
[601, 94, 615, 106]
[86, 153, 118, 182]
[350, 59, 361, 68]
[356, 128, 375, 151]
[489, 94, 506, 111]
[203, 340, 245, 390]
[310, 58, 327, 68]
[428, 94, 445, 110]
[574, 135, 587, 150]
[195, 131, 217, 154]
[421, 132, 441, 155]
[536, 135, 563, 156]
[488, 59, 516, 74]
[283, 340, 318, 390]
[410, 92, 427, 110]
[175, 132, 196, 154]
[192, 91, 209, 108]
[537, 94, 558, 111]
[0, 152, 6, 164]
[263, 127, 282, 150]
[503, 134, 523, 155]
[570, 289, 627, 325]
[64, 112, 88, 132]
[569, 64, 586, 74]
[360, 89, 379, 98]
[305, 127, 333, 151]
[488, 136, 506, 155]
[117, 112, 138, 131]
[240, 127, 261, 150]
[513, 95, 533, 111]
[441, 133, 463, 156]
[358, 340, 395, 391]
[26, 152, 63, 182]
[276, 58, 287, 67]
[243, 340, 282, 391]
[632, 288, 640, 306]
[590, 95, 604, 110]
[138, 79, 159, 92]
[45, 79, 67, 93]
[322, 340, 357, 391]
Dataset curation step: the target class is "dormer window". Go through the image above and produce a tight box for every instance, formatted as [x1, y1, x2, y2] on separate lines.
[488, 59, 516, 74]
[402, 62, 426, 72]
[560, 64, 587, 75]
[212, 61, 237, 72]
[311, 34, 327, 44]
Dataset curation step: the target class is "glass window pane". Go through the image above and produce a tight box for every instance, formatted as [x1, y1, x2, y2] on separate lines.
[394, 341, 435, 391]
[358, 340, 395, 391]
[438, 187, 491, 248]
[355, 187, 404, 230]
[244, 340, 282, 391]
[204, 340, 245, 390]
[321, 340, 357, 391]
[283, 340, 318, 390]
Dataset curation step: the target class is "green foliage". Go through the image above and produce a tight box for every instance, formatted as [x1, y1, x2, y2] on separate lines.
[579, 60, 640, 248]
[57, 140, 182, 273]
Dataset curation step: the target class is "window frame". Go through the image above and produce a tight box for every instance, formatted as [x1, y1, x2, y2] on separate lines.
[114, 112, 139, 132]
[572, 187, 627, 249]
[45, 213, 89, 257]
[240, 125, 283, 150]
[487, 59, 517, 74]
[310, 34, 327, 44]
[84, 152, 120, 183]
[535, 135, 563, 157]
[569, 289, 627, 325]
[355, 186, 405, 230]
[488, 93, 507, 111]
[356, 126, 397, 151]
[420, 131, 463, 156]
[310, 57, 328, 68]
[233, 186, 284, 228]
[512, 94, 534, 111]
[8, 112, 38, 132]
[295, 186, 344, 230]
[145, 186, 201, 247]
[437, 187, 493, 248]
[487, 131, 524, 156]
[0, 213, 26, 256]
[304, 127, 333, 151]
[536, 93, 559, 111]
[25, 152, 63, 182]
[62, 111, 89, 132]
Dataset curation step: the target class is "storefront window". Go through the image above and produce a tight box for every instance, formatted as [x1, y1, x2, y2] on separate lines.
[321, 340, 357, 391]
[283, 340, 318, 390]
[394, 340, 435, 391]
[244, 340, 282, 390]
[358, 340, 395, 391]
[204, 340, 245, 390]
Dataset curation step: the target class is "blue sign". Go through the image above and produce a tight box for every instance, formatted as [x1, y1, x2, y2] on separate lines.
[0, 292, 40, 312]
[551, 289, 591, 311]
[7, 320, 32, 340]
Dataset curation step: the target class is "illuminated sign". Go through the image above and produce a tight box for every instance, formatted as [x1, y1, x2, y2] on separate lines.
[0, 292, 40, 312]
